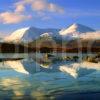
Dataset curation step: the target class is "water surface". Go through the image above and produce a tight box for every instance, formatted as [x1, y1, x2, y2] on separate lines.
[0, 53, 100, 99]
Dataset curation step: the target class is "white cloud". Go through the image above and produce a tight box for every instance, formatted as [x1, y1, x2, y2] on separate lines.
[31, 0, 46, 11]
[0, 0, 64, 24]
[0, 12, 31, 24]
[48, 3, 64, 13]
[14, 0, 64, 13]
[31, 0, 64, 13]
[15, 4, 25, 13]
[64, 9, 100, 17]
[15, 0, 64, 15]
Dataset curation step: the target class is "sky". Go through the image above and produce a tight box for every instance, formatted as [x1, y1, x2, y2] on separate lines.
[0, 0, 100, 36]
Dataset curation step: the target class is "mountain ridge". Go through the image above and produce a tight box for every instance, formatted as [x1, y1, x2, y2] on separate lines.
[4, 23, 99, 43]
[4, 26, 59, 43]
[59, 23, 95, 37]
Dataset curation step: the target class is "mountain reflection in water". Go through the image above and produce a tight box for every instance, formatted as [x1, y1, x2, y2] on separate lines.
[0, 56, 100, 99]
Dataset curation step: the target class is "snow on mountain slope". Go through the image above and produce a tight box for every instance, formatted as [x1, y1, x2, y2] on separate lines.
[4, 27, 59, 43]
[5, 27, 29, 42]
[40, 32, 53, 37]
[80, 31, 100, 40]
[59, 23, 95, 37]
[4, 23, 99, 43]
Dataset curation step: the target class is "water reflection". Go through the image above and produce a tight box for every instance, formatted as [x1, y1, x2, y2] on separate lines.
[0, 54, 100, 99]
[3, 58, 100, 78]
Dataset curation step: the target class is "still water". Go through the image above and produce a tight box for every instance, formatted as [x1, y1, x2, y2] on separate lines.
[0, 53, 100, 99]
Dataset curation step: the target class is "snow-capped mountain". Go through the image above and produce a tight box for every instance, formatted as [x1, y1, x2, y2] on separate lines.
[4, 23, 99, 43]
[4, 27, 59, 43]
[59, 23, 95, 38]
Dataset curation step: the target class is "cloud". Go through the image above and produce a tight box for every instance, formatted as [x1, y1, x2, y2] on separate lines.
[31, 0, 64, 13]
[48, 3, 64, 13]
[15, 0, 64, 14]
[15, 4, 25, 13]
[0, 12, 31, 24]
[31, 0, 46, 11]
[0, 0, 64, 24]
[14, 0, 64, 14]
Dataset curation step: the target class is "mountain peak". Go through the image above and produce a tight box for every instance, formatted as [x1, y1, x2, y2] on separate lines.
[71, 23, 81, 26]
[4, 26, 59, 43]
[59, 23, 95, 36]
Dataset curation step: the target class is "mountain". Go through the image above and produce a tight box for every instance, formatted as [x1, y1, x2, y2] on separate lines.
[59, 23, 95, 38]
[4, 27, 59, 43]
[4, 23, 99, 44]
[1, 23, 100, 53]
